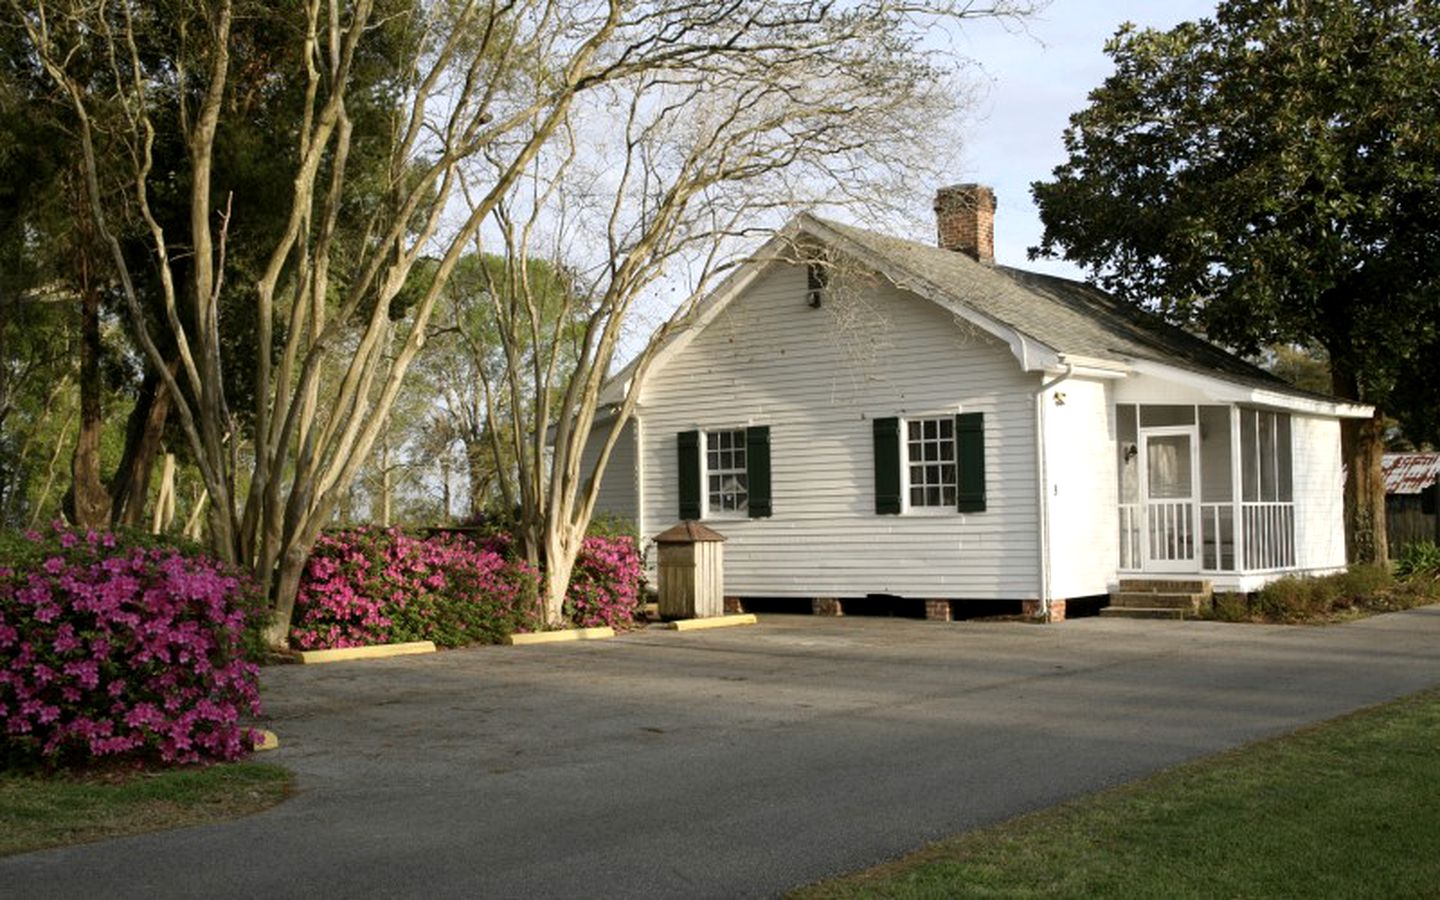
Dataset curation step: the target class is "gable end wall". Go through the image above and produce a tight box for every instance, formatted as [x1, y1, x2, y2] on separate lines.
[636, 263, 1042, 601]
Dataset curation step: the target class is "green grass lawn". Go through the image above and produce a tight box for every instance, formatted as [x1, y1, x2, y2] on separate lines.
[795, 688, 1440, 898]
[0, 762, 292, 857]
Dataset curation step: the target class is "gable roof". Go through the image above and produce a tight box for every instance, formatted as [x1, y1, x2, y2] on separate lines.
[807, 215, 1325, 399]
[604, 213, 1372, 418]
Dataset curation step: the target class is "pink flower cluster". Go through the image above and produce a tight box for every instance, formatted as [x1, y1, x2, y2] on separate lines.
[290, 528, 543, 650]
[565, 536, 644, 630]
[0, 523, 263, 767]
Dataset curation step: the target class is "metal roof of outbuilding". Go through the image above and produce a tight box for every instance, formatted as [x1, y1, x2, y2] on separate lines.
[1382, 453, 1440, 494]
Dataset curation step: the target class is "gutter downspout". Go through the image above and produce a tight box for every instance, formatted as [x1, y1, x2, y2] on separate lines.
[1034, 362, 1075, 620]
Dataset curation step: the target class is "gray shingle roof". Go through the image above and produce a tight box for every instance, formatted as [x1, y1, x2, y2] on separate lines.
[809, 215, 1320, 398]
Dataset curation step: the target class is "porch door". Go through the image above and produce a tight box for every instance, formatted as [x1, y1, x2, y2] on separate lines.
[1140, 426, 1200, 572]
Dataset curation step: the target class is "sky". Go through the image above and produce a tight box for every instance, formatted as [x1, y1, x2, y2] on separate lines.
[944, 0, 1220, 279]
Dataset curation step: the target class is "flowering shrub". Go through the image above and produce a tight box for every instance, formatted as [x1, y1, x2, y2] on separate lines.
[566, 536, 644, 629]
[290, 528, 644, 649]
[290, 528, 542, 650]
[0, 524, 264, 768]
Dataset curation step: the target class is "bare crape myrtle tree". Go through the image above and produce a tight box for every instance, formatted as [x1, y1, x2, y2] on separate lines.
[14, 0, 1040, 642]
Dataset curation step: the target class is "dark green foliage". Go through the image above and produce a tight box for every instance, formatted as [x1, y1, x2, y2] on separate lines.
[1032, 0, 1440, 444]
[1213, 563, 1438, 623]
[1395, 540, 1440, 579]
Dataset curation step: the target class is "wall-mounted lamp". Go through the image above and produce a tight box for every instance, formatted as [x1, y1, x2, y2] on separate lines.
[1053, 391, 1067, 406]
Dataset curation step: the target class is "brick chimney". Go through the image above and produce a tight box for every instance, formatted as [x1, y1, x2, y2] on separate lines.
[934, 184, 996, 264]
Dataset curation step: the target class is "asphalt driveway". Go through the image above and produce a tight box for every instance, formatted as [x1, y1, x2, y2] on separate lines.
[7, 606, 1440, 898]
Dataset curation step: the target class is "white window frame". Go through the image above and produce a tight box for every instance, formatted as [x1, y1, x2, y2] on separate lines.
[901, 414, 959, 516]
[703, 427, 749, 519]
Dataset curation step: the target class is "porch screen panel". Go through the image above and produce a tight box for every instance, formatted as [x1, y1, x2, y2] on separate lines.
[1277, 415, 1293, 502]
[1259, 412, 1277, 500]
[1139, 405, 1196, 427]
[1240, 411, 1259, 501]
[1238, 408, 1295, 569]
[1116, 404, 1140, 569]
[1199, 406, 1235, 570]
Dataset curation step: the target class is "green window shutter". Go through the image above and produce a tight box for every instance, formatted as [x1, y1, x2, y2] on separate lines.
[677, 430, 702, 520]
[873, 417, 901, 515]
[956, 412, 986, 513]
[746, 425, 772, 518]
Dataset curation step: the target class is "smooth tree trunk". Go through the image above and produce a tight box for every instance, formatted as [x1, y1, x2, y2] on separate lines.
[541, 525, 582, 628]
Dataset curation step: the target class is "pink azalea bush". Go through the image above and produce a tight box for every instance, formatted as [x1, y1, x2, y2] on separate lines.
[290, 527, 645, 649]
[0, 524, 264, 768]
[565, 535, 645, 629]
[290, 528, 543, 649]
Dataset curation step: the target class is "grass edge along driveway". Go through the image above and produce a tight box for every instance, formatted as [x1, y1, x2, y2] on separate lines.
[795, 687, 1440, 898]
[0, 761, 292, 858]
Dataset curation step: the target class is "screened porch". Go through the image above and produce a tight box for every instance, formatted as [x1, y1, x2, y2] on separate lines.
[1117, 404, 1294, 574]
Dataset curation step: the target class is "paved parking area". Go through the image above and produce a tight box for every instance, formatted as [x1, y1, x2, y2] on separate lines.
[7, 606, 1440, 898]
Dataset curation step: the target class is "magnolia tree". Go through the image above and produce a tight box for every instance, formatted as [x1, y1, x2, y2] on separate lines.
[464, 2, 1041, 626]
[14, 0, 1039, 642]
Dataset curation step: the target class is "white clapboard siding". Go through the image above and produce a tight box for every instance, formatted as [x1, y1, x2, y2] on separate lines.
[637, 262, 1041, 600]
[1292, 414, 1346, 571]
[577, 417, 640, 523]
[1042, 376, 1119, 598]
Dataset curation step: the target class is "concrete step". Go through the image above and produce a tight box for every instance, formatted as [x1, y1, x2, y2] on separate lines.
[1118, 578, 1213, 596]
[1109, 591, 1210, 611]
[1100, 606, 1193, 620]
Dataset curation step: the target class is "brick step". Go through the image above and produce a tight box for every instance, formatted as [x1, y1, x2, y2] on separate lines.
[1099, 606, 1194, 621]
[1118, 578, 1212, 595]
[1109, 591, 1210, 611]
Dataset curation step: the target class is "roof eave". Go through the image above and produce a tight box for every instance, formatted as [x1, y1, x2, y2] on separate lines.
[1129, 359, 1374, 418]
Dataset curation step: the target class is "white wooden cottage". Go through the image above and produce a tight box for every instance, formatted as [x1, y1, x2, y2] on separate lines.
[582, 185, 1371, 619]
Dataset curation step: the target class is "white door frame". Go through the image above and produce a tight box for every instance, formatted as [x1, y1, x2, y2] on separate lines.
[1139, 424, 1201, 573]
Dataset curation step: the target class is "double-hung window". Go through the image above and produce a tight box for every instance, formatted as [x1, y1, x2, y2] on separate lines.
[907, 417, 957, 508]
[706, 429, 749, 514]
[873, 412, 986, 515]
[677, 426, 772, 520]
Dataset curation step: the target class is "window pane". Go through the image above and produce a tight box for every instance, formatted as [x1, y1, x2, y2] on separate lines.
[706, 429, 749, 514]
[906, 416, 959, 508]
